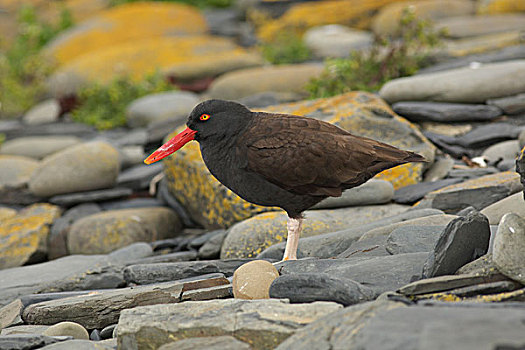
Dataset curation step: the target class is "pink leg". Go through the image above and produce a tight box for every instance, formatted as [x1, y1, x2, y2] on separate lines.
[282, 217, 303, 261]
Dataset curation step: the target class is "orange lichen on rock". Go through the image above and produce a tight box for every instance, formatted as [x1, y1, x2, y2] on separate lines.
[45, 2, 208, 65]
[477, 0, 525, 14]
[257, 0, 418, 41]
[52, 36, 263, 86]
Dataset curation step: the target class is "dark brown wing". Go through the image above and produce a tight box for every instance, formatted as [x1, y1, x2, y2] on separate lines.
[238, 112, 425, 197]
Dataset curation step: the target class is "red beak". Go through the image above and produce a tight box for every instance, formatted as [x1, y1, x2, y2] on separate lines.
[144, 127, 197, 165]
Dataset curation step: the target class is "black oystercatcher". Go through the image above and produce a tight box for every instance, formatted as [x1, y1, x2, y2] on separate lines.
[145, 100, 426, 261]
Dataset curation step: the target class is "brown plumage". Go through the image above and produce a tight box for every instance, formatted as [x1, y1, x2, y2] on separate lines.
[145, 99, 426, 260]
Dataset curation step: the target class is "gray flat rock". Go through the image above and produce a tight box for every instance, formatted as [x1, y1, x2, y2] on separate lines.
[380, 60, 525, 104]
[40, 339, 117, 349]
[393, 178, 463, 204]
[313, 180, 393, 209]
[392, 102, 502, 122]
[277, 253, 429, 296]
[480, 192, 525, 225]
[123, 259, 257, 285]
[398, 274, 508, 295]
[258, 209, 444, 260]
[117, 299, 342, 350]
[276, 301, 525, 350]
[49, 187, 132, 207]
[386, 225, 446, 254]
[117, 162, 163, 190]
[0, 334, 68, 350]
[0, 136, 81, 160]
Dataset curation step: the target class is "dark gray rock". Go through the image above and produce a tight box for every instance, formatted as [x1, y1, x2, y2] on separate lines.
[398, 273, 509, 295]
[269, 273, 375, 306]
[488, 93, 525, 115]
[181, 284, 232, 302]
[6, 122, 96, 140]
[392, 102, 502, 122]
[189, 230, 226, 250]
[48, 203, 101, 259]
[204, 8, 241, 37]
[100, 324, 116, 340]
[277, 253, 429, 296]
[340, 235, 390, 258]
[238, 91, 302, 108]
[386, 225, 446, 254]
[157, 179, 196, 227]
[423, 131, 474, 159]
[393, 179, 462, 204]
[20, 291, 95, 308]
[258, 209, 444, 260]
[447, 167, 499, 179]
[125, 251, 197, 265]
[116, 163, 163, 191]
[159, 336, 250, 350]
[418, 171, 523, 213]
[313, 180, 394, 209]
[123, 259, 257, 285]
[276, 301, 525, 350]
[49, 187, 132, 207]
[418, 44, 525, 74]
[198, 230, 228, 259]
[455, 123, 523, 149]
[117, 299, 342, 350]
[0, 334, 68, 350]
[99, 198, 163, 211]
[423, 211, 491, 278]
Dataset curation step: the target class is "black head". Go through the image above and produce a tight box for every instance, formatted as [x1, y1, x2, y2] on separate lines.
[187, 99, 253, 142]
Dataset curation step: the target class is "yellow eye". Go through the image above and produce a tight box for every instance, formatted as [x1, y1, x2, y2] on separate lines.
[200, 114, 210, 121]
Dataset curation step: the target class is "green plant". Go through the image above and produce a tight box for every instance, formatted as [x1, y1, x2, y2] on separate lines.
[71, 74, 172, 130]
[0, 5, 73, 118]
[307, 8, 443, 98]
[259, 31, 312, 65]
[110, 0, 234, 8]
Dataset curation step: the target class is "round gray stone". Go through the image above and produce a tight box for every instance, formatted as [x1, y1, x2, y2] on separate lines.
[28, 141, 120, 197]
[126, 91, 199, 128]
[303, 25, 373, 58]
[481, 140, 521, 164]
[493, 213, 525, 283]
[0, 155, 39, 188]
[22, 99, 60, 125]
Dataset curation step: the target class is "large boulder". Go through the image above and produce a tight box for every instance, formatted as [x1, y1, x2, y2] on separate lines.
[28, 141, 120, 197]
[44, 2, 208, 65]
[257, 0, 416, 42]
[68, 207, 182, 254]
[163, 92, 435, 229]
[0, 155, 39, 189]
[48, 36, 263, 96]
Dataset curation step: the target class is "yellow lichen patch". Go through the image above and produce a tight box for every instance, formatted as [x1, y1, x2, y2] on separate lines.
[264, 91, 435, 189]
[256, 0, 416, 42]
[54, 36, 263, 84]
[0, 203, 60, 269]
[477, 0, 525, 14]
[46, 2, 208, 65]
[0, 208, 17, 221]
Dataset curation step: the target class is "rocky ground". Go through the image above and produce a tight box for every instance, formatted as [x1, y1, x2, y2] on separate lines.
[1, 0, 525, 349]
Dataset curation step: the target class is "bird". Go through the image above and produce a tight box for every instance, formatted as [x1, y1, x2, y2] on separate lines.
[145, 99, 426, 261]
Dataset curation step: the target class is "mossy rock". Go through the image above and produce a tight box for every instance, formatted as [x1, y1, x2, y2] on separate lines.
[0, 203, 61, 270]
[264, 91, 435, 189]
[256, 0, 416, 42]
[163, 92, 434, 229]
[45, 2, 208, 65]
[48, 36, 263, 95]
[67, 207, 182, 254]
